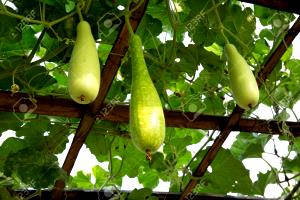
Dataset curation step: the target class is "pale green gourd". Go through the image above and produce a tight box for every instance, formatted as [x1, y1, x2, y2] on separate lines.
[225, 43, 259, 110]
[68, 21, 100, 104]
[129, 34, 165, 158]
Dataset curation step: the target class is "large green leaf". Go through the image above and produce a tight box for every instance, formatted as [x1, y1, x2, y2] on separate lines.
[4, 147, 65, 188]
[253, 171, 276, 195]
[137, 14, 162, 49]
[231, 132, 269, 160]
[138, 169, 160, 189]
[0, 112, 22, 133]
[68, 171, 94, 189]
[195, 148, 253, 195]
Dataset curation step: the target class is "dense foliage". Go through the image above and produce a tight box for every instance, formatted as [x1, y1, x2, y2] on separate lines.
[0, 0, 300, 199]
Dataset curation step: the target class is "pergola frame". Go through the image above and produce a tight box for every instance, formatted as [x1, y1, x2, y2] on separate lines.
[1, 0, 300, 199]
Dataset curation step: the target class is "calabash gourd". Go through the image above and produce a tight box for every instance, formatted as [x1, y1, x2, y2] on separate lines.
[68, 21, 100, 104]
[129, 34, 165, 158]
[225, 43, 259, 110]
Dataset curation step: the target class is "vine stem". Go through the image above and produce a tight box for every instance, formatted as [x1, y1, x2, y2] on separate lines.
[76, 3, 84, 22]
[83, 0, 92, 15]
[0, 9, 48, 26]
[0, 5, 77, 27]
[108, 136, 116, 177]
[180, 130, 217, 191]
[212, 0, 229, 44]
[223, 27, 249, 49]
[130, 0, 145, 14]
[262, 157, 287, 193]
[49, 11, 77, 26]
[125, 0, 145, 37]
[165, 0, 179, 66]
[280, 173, 300, 183]
[284, 180, 300, 200]
[42, 1, 46, 22]
[125, 14, 134, 37]
[27, 28, 46, 64]
[211, 0, 249, 50]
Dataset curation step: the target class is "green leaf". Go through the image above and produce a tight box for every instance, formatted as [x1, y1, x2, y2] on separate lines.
[46, 124, 70, 154]
[121, 143, 148, 178]
[259, 29, 274, 41]
[92, 165, 109, 188]
[65, 0, 75, 13]
[254, 5, 276, 26]
[294, 137, 300, 153]
[68, 171, 94, 189]
[202, 94, 224, 115]
[138, 169, 159, 189]
[283, 156, 300, 173]
[231, 132, 269, 160]
[147, 0, 187, 41]
[0, 112, 22, 133]
[15, 119, 49, 148]
[137, 14, 162, 49]
[0, 11, 21, 42]
[164, 131, 192, 157]
[252, 39, 270, 62]
[0, 137, 25, 170]
[128, 188, 158, 200]
[196, 148, 253, 195]
[41, 32, 60, 53]
[85, 131, 109, 161]
[4, 147, 65, 188]
[108, 158, 123, 186]
[105, 80, 128, 102]
[281, 46, 293, 62]
[22, 65, 57, 90]
[98, 43, 112, 65]
[149, 152, 168, 172]
[221, 5, 256, 49]
[51, 65, 68, 87]
[0, 26, 37, 57]
[253, 172, 276, 195]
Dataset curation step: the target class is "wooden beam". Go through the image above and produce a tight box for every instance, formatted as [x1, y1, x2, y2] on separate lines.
[179, 16, 300, 200]
[239, 0, 300, 15]
[15, 190, 278, 200]
[0, 91, 83, 118]
[1, 91, 300, 136]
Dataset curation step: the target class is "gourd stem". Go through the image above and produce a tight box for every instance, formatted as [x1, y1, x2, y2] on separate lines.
[76, 3, 84, 22]
[130, 0, 145, 14]
[125, 1, 134, 37]
[223, 27, 249, 49]
[125, 14, 134, 37]
[125, 0, 134, 36]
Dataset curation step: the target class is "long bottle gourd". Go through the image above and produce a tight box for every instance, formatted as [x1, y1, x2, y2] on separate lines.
[225, 43, 259, 110]
[129, 34, 165, 158]
[68, 21, 100, 104]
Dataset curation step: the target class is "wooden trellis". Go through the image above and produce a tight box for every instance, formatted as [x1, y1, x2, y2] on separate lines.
[1, 0, 300, 199]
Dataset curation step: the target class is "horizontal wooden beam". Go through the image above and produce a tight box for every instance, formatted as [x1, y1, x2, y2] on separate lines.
[239, 0, 300, 15]
[14, 190, 277, 200]
[0, 91, 299, 136]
